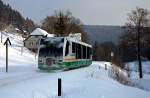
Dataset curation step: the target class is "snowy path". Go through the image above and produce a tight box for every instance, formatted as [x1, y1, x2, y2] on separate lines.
[0, 62, 150, 98]
[0, 71, 47, 87]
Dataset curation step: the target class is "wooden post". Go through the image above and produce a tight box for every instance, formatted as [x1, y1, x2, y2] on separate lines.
[58, 78, 61, 96]
[21, 46, 23, 55]
[1, 32, 2, 43]
[105, 64, 107, 70]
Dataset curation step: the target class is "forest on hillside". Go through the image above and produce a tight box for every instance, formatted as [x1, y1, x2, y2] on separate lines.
[0, 0, 36, 32]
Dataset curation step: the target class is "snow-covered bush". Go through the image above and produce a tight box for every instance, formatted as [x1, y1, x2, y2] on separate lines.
[108, 65, 133, 85]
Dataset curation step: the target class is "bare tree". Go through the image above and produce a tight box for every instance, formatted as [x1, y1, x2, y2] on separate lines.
[22, 18, 36, 32]
[125, 7, 150, 78]
[41, 10, 88, 42]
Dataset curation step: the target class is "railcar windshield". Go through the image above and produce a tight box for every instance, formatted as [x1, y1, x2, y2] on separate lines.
[39, 37, 64, 57]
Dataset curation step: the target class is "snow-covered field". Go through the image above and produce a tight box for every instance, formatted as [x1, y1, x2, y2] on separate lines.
[125, 61, 150, 91]
[0, 61, 150, 98]
[0, 31, 150, 98]
[0, 31, 37, 86]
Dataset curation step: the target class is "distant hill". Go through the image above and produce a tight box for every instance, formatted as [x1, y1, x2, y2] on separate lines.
[83, 25, 124, 45]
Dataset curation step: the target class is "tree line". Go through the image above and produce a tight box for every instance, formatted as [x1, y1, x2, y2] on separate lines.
[0, 0, 88, 42]
[41, 10, 89, 42]
[119, 7, 150, 62]
[93, 7, 150, 78]
[0, 0, 36, 32]
[93, 7, 150, 62]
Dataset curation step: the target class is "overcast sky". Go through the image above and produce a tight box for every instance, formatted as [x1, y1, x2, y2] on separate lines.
[3, 0, 150, 25]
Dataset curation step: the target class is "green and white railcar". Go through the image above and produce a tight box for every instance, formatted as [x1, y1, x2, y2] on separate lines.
[38, 36, 92, 71]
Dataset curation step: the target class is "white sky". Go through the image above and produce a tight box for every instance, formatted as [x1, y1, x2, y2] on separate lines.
[3, 0, 150, 25]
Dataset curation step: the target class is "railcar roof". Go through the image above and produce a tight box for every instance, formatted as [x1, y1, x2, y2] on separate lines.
[42, 36, 92, 48]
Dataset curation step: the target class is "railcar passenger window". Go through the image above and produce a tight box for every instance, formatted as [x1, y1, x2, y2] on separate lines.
[65, 41, 69, 56]
[83, 46, 86, 59]
[87, 47, 90, 59]
[72, 42, 75, 53]
[78, 44, 81, 59]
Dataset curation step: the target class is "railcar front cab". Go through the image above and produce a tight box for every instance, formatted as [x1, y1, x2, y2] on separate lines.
[38, 36, 92, 70]
[38, 37, 64, 70]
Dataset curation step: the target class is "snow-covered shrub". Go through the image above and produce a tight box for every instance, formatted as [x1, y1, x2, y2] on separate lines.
[111, 54, 124, 68]
[126, 64, 131, 78]
[108, 65, 133, 85]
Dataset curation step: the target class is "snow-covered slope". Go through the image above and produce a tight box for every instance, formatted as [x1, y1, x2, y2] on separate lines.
[0, 32, 36, 73]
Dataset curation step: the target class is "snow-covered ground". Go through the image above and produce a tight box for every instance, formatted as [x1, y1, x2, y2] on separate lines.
[127, 61, 150, 74]
[0, 31, 150, 98]
[0, 61, 150, 98]
[0, 31, 36, 83]
[125, 61, 150, 91]
[0, 31, 36, 71]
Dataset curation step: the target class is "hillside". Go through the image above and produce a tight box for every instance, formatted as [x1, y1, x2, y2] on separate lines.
[0, 31, 36, 73]
[0, 0, 24, 29]
[84, 25, 124, 45]
[0, 0, 35, 32]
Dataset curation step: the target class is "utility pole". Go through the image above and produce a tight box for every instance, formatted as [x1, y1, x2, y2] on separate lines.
[4, 37, 11, 72]
[111, 52, 114, 64]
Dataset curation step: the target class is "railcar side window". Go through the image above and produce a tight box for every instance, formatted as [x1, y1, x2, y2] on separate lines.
[76, 44, 78, 58]
[72, 42, 75, 53]
[89, 47, 92, 59]
[65, 41, 69, 56]
[83, 45, 86, 59]
[78, 44, 82, 59]
[87, 47, 90, 59]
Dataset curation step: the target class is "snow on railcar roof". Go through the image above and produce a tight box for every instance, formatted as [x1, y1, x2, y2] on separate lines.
[40, 33, 92, 48]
